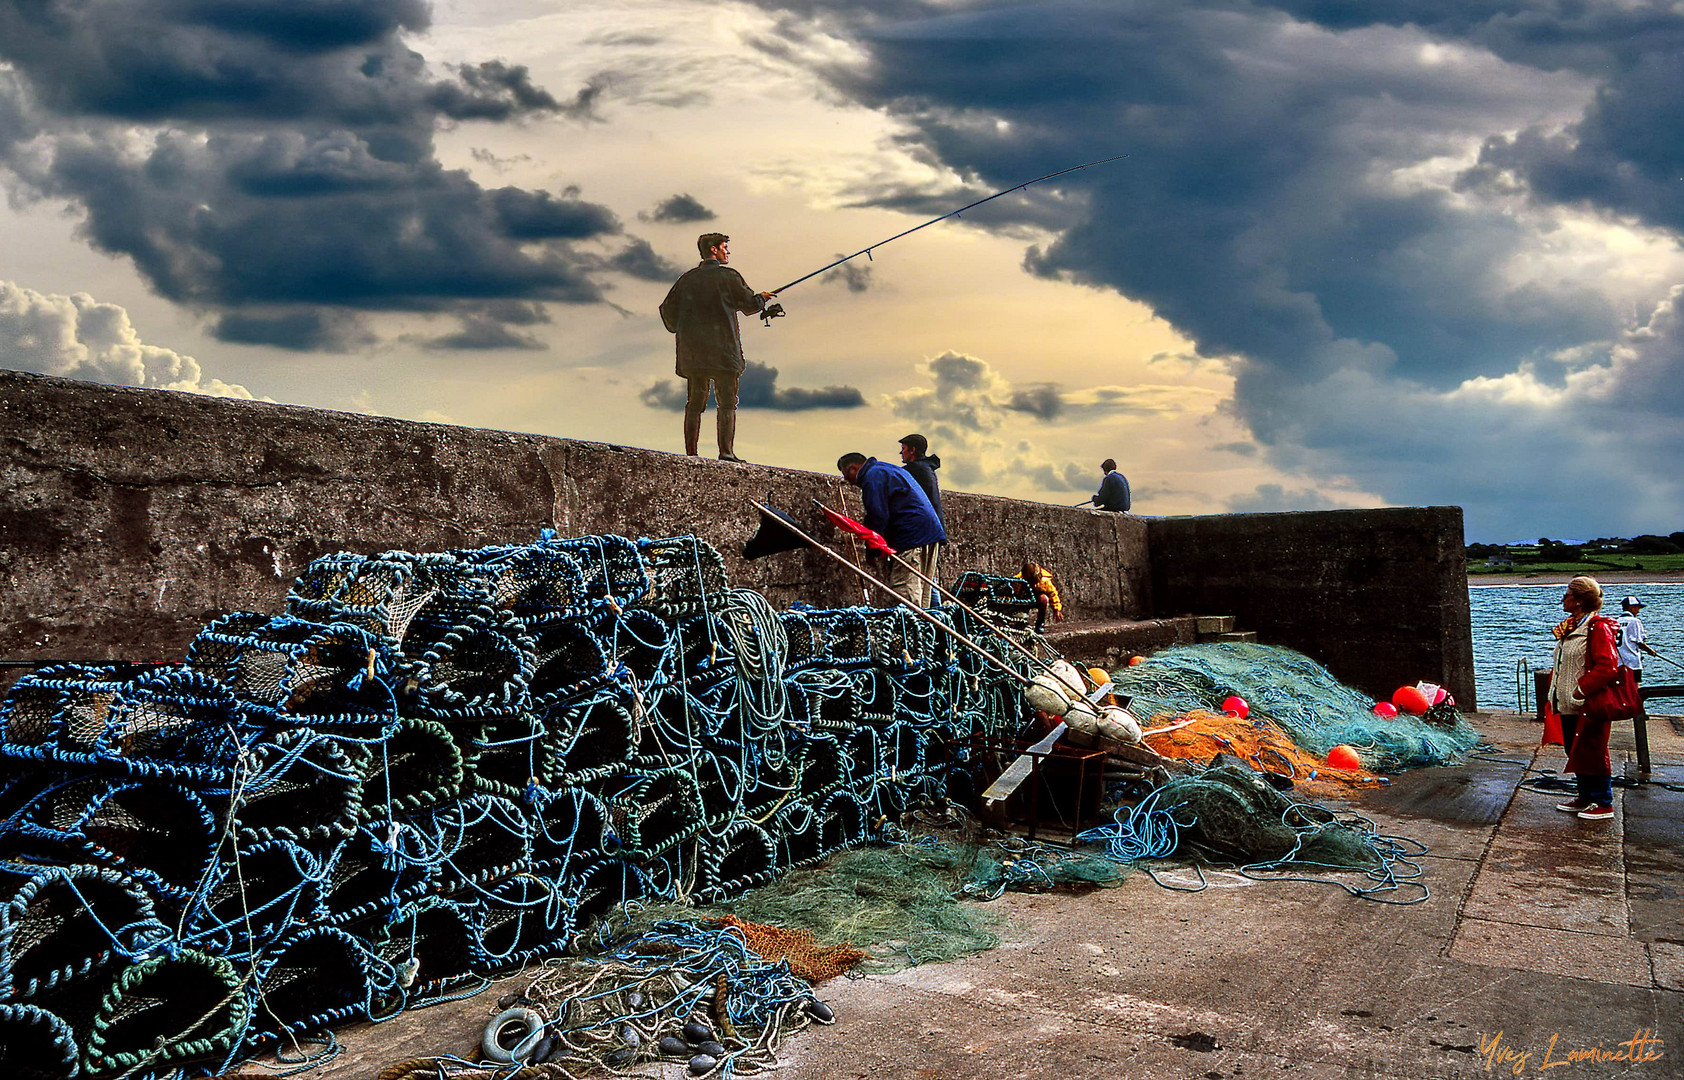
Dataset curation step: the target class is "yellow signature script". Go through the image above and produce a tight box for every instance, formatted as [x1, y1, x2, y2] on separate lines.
[1479, 1030, 1665, 1073]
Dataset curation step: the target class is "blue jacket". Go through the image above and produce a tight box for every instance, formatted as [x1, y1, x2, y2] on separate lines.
[857, 458, 946, 551]
[1095, 470, 1131, 512]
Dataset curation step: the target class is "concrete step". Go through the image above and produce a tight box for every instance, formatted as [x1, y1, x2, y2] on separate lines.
[1038, 616, 1198, 670]
[1195, 614, 1235, 635]
[1208, 630, 1258, 643]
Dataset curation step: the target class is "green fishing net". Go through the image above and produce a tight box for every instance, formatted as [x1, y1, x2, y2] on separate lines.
[1111, 643, 1483, 772]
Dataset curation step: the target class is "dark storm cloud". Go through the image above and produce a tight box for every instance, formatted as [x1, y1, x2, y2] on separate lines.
[749, 0, 1684, 538]
[642, 193, 717, 223]
[641, 361, 866, 411]
[1005, 384, 1062, 420]
[607, 239, 684, 281]
[212, 308, 374, 351]
[425, 315, 545, 351]
[822, 257, 873, 293]
[0, 0, 644, 341]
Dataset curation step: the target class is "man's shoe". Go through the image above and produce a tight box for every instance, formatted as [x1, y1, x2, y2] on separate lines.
[1555, 798, 1590, 813]
[718, 453, 745, 463]
[1577, 804, 1614, 820]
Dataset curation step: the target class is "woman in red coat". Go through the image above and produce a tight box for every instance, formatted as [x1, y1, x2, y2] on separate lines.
[1546, 576, 1620, 820]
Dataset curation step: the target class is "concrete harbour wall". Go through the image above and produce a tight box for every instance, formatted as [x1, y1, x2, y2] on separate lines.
[0, 370, 1473, 707]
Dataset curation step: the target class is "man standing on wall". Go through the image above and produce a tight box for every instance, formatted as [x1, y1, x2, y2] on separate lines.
[899, 433, 946, 604]
[658, 233, 774, 463]
[838, 452, 946, 606]
[1094, 458, 1131, 512]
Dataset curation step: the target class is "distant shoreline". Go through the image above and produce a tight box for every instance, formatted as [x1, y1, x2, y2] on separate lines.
[1469, 569, 1684, 587]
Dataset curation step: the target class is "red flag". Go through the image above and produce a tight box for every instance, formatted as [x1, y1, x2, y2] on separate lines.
[820, 505, 896, 556]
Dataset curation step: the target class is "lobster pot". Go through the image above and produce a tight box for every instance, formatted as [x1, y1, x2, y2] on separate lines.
[457, 714, 550, 800]
[594, 769, 704, 862]
[788, 669, 857, 729]
[816, 789, 868, 855]
[80, 951, 249, 1078]
[368, 899, 479, 998]
[766, 800, 824, 871]
[321, 829, 433, 927]
[186, 615, 399, 731]
[692, 748, 744, 831]
[634, 536, 730, 617]
[0, 866, 157, 1002]
[737, 746, 798, 822]
[0, 1001, 80, 1080]
[815, 610, 872, 667]
[693, 820, 777, 903]
[526, 619, 613, 709]
[286, 550, 496, 656]
[568, 859, 649, 931]
[889, 668, 944, 720]
[860, 607, 937, 672]
[796, 735, 849, 801]
[243, 927, 373, 1048]
[603, 607, 671, 687]
[426, 794, 534, 892]
[545, 693, 640, 786]
[547, 535, 650, 610]
[0, 778, 220, 915]
[358, 717, 464, 822]
[472, 873, 574, 972]
[778, 609, 822, 669]
[232, 731, 365, 844]
[659, 614, 735, 691]
[952, 571, 1039, 620]
[409, 607, 535, 723]
[851, 669, 898, 725]
[841, 725, 887, 784]
[181, 839, 323, 960]
[0, 665, 247, 785]
[881, 721, 943, 778]
[453, 542, 589, 626]
[530, 786, 610, 872]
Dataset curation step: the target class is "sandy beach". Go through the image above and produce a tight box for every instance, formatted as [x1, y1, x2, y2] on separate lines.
[1468, 569, 1684, 587]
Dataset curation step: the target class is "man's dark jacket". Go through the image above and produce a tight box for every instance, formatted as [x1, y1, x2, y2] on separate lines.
[659, 259, 763, 376]
[903, 454, 945, 533]
[857, 458, 946, 552]
[1095, 470, 1131, 512]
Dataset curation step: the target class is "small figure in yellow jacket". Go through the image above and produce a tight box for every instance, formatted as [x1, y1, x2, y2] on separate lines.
[1020, 560, 1063, 633]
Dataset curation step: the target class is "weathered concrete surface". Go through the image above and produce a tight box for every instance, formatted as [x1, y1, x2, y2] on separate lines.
[1149, 507, 1478, 708]
[0, 370, 1147, 663]
[1040, 616, 1199, 669]
[267, 711, 1683, 1080]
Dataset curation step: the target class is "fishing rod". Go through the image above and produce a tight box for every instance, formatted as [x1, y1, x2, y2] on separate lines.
[758, 154, 1128, 324]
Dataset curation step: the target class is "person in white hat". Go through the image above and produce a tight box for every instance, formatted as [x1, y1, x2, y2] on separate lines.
[1616, 596, 1660, 680]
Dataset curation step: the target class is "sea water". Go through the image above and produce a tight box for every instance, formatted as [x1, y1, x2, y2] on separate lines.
[1469, 581, 1684, 711]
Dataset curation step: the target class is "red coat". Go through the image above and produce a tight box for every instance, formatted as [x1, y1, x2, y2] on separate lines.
[1566, 614, 1620, 775]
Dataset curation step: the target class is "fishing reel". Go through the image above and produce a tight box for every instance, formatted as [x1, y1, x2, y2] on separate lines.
[759, 301, 786, 327]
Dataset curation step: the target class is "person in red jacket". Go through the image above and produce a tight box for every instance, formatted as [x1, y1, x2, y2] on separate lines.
[1546, 575, 1620, 820]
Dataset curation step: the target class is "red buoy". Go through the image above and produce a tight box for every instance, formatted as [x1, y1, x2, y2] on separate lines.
[1221, 695, 1249, 719]
[1391, 686, 1430, 715]
[1373, 702, 1398, 719]
[1327, 744, 1362, 770]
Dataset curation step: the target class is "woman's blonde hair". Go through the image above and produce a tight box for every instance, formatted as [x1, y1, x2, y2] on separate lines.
[1567, 575, 1603, 611]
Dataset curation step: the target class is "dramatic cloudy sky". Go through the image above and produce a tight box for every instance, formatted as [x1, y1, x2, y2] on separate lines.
[4, 0, 1683, 542]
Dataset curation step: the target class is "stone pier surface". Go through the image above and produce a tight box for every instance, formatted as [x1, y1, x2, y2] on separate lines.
[269, 711, 1682, 1079]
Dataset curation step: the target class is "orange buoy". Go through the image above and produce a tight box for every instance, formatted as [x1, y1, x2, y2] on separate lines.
[1127, 654, 1145, 666]
[1327, 744, 1362, 770]
[1391, 685, 1430, 715]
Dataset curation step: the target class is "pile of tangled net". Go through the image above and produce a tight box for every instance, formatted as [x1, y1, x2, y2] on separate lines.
[0, 534, 1043, 1078]
[1143, 709, 1386, 799]
[1112, 643, 1484, 773]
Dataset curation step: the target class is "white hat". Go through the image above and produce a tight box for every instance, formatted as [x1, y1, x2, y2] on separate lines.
[1622, 595, 1644, 609]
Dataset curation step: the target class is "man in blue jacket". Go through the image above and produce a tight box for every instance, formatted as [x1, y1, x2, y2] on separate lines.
[1094, 458, 1131, 512]
[838, 452, 946, 606]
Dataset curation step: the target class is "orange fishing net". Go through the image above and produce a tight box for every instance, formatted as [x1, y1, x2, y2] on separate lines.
[1143, 709, 1384, 799]
[713, 914, 865, 983]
